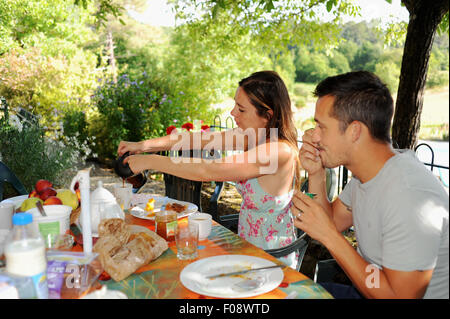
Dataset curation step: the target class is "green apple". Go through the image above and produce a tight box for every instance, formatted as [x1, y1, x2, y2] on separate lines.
[20, 197, 43, 212]
[56, 189, 79, 210]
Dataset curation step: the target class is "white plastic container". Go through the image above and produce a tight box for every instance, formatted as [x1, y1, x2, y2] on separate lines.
[4, 213, 48, 299]
[27, 205, 72, 246]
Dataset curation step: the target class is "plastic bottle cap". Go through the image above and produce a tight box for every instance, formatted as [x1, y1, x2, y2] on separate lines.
[12, 212, 33, 225]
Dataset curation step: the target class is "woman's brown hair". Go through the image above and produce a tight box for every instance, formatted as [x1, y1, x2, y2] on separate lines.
[239, 71, 300, 190]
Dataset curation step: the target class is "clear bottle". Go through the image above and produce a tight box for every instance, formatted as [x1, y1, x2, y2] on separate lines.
[4, 212, 48, 299]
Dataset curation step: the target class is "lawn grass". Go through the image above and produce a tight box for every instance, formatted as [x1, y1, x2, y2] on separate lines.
[418, 87, 449, 140]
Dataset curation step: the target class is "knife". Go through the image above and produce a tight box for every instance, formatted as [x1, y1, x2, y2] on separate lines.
[205, 264, 284, 279]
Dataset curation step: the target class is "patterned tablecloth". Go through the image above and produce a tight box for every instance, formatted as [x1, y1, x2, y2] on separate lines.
[73, 194, 332, 299]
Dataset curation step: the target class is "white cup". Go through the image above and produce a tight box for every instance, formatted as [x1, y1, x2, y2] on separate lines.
[113, 183, 133, 210]
[0, 202, 15, 230]
[188, 213, 212, 241]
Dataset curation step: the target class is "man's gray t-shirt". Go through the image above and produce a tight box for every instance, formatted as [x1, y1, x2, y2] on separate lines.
[339, 150, 449, 299]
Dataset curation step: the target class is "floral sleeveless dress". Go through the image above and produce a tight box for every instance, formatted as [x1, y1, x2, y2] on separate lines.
[235, 177, 298, 269]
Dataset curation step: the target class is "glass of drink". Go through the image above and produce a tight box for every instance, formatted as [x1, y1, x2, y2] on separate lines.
[113, 182, 133, 210]
[175, 222, 199, 260]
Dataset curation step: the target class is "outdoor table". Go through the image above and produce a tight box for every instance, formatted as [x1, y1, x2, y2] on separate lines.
[71, 199, 332, 299]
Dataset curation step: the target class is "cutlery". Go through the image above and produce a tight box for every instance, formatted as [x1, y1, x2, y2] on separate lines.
[206, 264, 284, 279]
[35, 201, 47, 217]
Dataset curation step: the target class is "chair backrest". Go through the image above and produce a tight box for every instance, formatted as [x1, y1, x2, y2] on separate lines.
[314, 259, 343, 283]
[160, 150, 203, 212]
[0, 161, 28, 201]
[414, 143, 449, 187]
[301, 168, 337, 201]
[265, 230, 310, 272]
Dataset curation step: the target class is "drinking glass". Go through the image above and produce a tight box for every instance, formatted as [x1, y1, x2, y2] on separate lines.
[175, 222, 199, 260]
[113, 183, 133, 210]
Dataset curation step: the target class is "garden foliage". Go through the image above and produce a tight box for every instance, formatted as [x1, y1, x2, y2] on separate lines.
[0, 104, 89, 194]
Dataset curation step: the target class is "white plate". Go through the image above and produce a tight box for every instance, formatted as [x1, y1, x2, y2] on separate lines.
[130, 197, 198, 221]
[130, 194, 167, 207]
[0, 194, 28, 209]
[180, 255, 284, 298]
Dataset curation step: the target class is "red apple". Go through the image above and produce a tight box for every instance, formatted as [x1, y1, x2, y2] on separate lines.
[39, 187, 57, 201]
[35, 179, 53, 193]
[43, 196, 63, 206]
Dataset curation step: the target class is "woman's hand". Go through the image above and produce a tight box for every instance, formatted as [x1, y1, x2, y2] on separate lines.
[123, 154, 149, 174]
[299, 129, 323, 176]
[117, 141, 144, 156]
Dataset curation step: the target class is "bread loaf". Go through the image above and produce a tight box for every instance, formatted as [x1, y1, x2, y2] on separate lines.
[93, 219, 168, 281]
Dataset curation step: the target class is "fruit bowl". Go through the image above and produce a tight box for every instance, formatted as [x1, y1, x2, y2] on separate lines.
[0, 194, 28, 210]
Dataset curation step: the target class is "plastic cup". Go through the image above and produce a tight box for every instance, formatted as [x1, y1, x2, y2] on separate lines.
[175, 222, 199, 260]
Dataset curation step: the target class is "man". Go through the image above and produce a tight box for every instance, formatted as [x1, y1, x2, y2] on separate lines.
[292, 71, 449, 299]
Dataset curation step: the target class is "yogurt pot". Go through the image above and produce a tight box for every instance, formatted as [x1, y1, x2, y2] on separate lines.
[27, 205, 72, 246]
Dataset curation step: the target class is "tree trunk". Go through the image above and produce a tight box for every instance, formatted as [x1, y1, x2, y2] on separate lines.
[391, 0, 448, 149]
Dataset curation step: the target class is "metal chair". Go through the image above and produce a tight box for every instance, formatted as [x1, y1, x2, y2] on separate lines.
[0, 161, 28, 201]
[161, 149, 203, 212]
[266, 229, 310, 272]
[208, 180, 310, 271]
[207, 181, 240, 231]
[314, 259, 343, 283]
[300, 168, 338, 201]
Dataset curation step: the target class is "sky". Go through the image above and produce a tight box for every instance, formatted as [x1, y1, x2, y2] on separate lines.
[127, 0, 410, 27]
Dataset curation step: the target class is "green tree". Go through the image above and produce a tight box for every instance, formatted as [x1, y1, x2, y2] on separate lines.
[328, 50, 351, 74]
[0, 0, 102, 129]
[270, 49, 297, 91]
[391, 0, 449, 149]
[173, 0, 448, 149]
[374, 60, 400, 93]
[161, 13, 273, 120]
[337, 40, 358, 66]
[340, 21, 381, 45]
[352, 41, 383, 72]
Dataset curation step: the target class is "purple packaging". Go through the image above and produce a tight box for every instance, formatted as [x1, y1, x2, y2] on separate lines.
[47, 260, 67, 299]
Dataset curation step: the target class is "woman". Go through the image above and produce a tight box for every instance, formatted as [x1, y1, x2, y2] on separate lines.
[118, 71, 301, 268]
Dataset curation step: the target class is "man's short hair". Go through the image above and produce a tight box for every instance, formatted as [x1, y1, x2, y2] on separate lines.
[314, 71, 394, 143]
